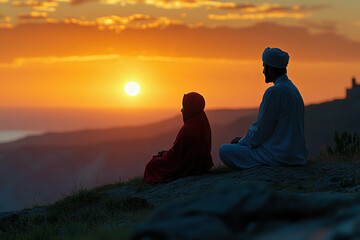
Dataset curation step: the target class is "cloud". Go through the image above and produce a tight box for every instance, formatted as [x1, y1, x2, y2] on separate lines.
[0, 54, 249, 68]
[0, 23, 13, 28]
[62, 0, 329, 17]
[45, 18, 58, 23]
[67, 0, 243, 9]
[269, 5, 328, 13]
[2, 54, 121, 67]
[140, 0, 237, 9]
[18, 12, 48, 19]
[0, 14, 10, 20]
[212, 2, 255, 10]
[12, 0, 44, 6]
[0, 15, 12, 28]
[69, 0, 136, 6]
[65, 14, 183, 32]
[214, 3, 328, 12]
[209, 3, 328, 20]
[208, 12, 305, 20]
[12, 0, 58, 12]
[301, 20, 337, 34]
[70, 0, 97, 5]
[95, 14, 153, 25]
[1, 22, 360, 64]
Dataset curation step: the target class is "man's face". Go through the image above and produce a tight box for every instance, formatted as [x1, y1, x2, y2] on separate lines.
[263, 64, 272, 83]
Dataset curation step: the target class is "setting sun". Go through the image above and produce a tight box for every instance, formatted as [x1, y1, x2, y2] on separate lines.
[125, 82, 141, 96]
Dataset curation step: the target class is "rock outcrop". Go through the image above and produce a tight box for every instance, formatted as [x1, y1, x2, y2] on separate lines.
[131, 184, 360, 240]
[107, 161, 360, 207]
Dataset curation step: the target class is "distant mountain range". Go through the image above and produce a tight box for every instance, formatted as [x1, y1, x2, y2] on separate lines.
[0, 98, 359, 212]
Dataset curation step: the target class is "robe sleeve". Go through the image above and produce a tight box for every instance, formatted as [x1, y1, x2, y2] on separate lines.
[240, 87, 281, 148]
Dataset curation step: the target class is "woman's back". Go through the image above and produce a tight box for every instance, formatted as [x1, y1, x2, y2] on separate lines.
[144, 92, 213, 184]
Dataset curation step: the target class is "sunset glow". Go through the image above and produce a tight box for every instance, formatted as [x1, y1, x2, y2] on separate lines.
[1, 0, 360, 112]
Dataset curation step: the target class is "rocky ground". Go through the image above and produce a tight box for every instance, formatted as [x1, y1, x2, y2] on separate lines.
[128, 161, 360, 240]
[107, 161, 360, 207]
[1, 161, 360, 239]
[132, 183, 360, 240]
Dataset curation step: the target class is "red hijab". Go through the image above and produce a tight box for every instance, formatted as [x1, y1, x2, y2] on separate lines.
[144, 92, 213, 184]
[182, 92, 206, 123]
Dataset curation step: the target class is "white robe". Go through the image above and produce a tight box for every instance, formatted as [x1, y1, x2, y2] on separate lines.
[219, 75, 308, 169]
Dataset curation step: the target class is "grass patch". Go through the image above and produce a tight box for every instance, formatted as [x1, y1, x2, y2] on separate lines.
[312, 147, 360, 162]
[92, 176, 148, 195]
[47, 187, 102, 218]
[1, 176, 155, 240]
[1, 166, 237, 240]
[102, 196, 153, 213]
[0, 215, 137, 240]
[313, 131, 360, 162]
[54, 224, 132, 240]
[1, 224, 61, 240]
[1, 199, 153, 240]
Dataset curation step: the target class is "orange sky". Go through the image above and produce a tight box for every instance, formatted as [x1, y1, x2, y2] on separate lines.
[1, 1, 360, 110]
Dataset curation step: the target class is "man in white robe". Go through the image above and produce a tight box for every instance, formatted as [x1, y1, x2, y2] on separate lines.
[219, 47, 308, 169]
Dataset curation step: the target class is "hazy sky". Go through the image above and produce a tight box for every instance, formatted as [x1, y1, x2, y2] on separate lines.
[1, 0, 360, 109]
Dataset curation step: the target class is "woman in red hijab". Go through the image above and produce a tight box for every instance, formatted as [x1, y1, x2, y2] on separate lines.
[144, 92, 213, 184]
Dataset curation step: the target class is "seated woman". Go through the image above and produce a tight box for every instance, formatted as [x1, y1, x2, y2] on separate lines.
[144, 92, 213, 184]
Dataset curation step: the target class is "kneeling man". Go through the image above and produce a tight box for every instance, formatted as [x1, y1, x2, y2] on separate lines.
[219, 47, 308, 169]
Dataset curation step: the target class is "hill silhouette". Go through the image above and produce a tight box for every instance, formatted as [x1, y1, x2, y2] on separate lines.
[305, 98, 360, 156]
[0, 109, 257, 150]
[0, 97, 359, 212]
[0, 109, 257, 212]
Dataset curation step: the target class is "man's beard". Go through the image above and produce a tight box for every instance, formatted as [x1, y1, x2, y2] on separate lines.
[264, 71, 272, 83]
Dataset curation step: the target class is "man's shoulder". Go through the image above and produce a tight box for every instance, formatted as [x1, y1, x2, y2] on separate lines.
[265, 84, 281, 95]
[264, 83, 294, 102]
[267, 79, 294, 93]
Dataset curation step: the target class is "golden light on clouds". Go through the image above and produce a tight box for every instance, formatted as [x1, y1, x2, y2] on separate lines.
[208, 12, 306, 20]
[18, 11, 48, 19]
[0, 52, 258, 69]
[65, 14, 182, 32]
[207, 3, 316, 20]
[103, 18, 114, 25]
[0, 15, 13, 28]
[143, 0, 237, 9]
[34, 2, 58, 12]
[97, 14, 151, 25]
[100, 0, 136, 5]
[0, 23, 13, 28]
[46, 18, 58, 23]
[12, 0, 40, 6]
[12, 0, 58, 12]
[208, 3, 324, 20]
[0, 54, 122, 68]
[64, 18, 97, 26]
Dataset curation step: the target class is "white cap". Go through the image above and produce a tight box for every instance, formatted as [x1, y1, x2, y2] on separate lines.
[262, 47, 289, 68]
